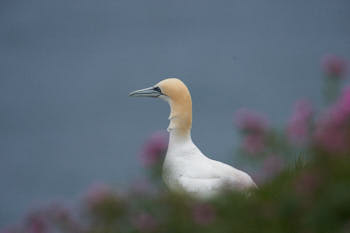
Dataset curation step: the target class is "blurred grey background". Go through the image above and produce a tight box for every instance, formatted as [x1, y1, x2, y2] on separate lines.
[0, 0, 349, 227]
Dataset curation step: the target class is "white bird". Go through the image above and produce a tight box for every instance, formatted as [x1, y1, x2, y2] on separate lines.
[130, 78, 256, 198]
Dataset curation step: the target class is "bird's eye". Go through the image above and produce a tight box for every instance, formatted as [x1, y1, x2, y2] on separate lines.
[153, 86, 162, 93]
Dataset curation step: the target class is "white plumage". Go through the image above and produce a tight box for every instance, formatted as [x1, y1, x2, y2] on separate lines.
[163, 132, 256, 198]
[130, 78, 256, 198]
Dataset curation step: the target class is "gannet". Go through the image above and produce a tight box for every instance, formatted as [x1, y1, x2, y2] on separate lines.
[129, 78, 257, 198]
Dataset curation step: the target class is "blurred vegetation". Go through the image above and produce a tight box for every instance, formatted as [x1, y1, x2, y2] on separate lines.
[2, 55, 350, 233]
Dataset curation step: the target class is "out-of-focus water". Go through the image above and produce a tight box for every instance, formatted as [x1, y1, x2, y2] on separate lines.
[0, 0, 349, 227]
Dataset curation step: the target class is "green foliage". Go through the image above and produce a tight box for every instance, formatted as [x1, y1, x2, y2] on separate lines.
[40, 154, 349, 233]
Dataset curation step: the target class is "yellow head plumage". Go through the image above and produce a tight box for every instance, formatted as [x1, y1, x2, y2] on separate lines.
[157, 78, 192, 134]
[129, 78, 192, 135]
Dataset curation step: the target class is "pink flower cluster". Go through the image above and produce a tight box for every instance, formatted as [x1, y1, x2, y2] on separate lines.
[262, 155, 285, 181]
[322, 54, 347, 78]
[140, 131, 168, 166]
[235, 109, 268, 154]
[253, 154, 285, 185]
[314, 87, 350, 153]
[84, 183, 115, 209]
[25, 212, 48, 233]
[0, 202, 80, 233]
[287, 99, 313, 145]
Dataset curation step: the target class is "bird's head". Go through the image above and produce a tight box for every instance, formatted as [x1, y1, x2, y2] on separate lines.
[129, 78, 192, 134]
[129, 78, 189, 100]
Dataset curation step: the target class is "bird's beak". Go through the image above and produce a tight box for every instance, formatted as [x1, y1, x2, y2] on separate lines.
[129, 86, 161, 98]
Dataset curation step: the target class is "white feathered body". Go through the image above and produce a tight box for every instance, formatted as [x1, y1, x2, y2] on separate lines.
[130, 78, 256, 198]
[162, 132, 256, 198]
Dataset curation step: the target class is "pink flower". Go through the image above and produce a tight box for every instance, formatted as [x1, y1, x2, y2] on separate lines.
[314, 87, 350, 153]
[235, 109, 268, 154]
[243, 134, 265, 154]
[287, 99, 313, 145]
[0, 228, 16, 233]
[25, 212, 48, 233]
[235, 109, 268, 134]
[84, 183, 114, 208]
[321, 54, 347, 78]
[254, 154, 285, 184]
[0, 230, 10, 233]
[263, 155, 284, 176]
[337, 86, 350, 115]
[132, 213, 158, 232]
[44, 202, 83, 233]
[315, 125, 347, 153]
[140, 131, 168, 166]
[192, 203, 216, 226]
[45, 202, 71, 222]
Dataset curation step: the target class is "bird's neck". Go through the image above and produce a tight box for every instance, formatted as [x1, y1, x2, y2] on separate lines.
[168, 129, 192, 147]
[167, 96, 192, 136]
